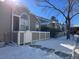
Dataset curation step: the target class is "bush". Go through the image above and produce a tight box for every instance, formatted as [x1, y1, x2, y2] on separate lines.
[40, 25, 61, 38]
[41, 25, 49, 31]
[50, 28, 59, 38]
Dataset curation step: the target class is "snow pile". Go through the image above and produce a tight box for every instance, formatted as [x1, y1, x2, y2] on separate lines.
[0, 45, 62, 59]
[0, 36, 76, 59]
[34, 36, 75, 54]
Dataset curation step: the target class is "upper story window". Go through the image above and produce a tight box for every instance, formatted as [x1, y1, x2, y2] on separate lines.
[21, 14, 28, 20]
[19, 14, 29, 31]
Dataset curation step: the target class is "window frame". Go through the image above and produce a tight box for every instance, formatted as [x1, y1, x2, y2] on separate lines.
[20, 13, 30, 31]
[12, 14, 20, 32]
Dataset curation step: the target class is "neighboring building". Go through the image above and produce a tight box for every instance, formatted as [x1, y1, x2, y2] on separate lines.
[29, 14, 40, 31]
[0, 1, 50, 45]
[70, 25, 79, 34]
[0, 1, 12, 42]
[48, 16, 60, 29]
[36, 16, 49, 31]
[37, 16, 61, 30]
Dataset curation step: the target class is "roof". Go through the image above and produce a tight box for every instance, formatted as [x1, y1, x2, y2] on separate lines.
[36, 16, 49, 23]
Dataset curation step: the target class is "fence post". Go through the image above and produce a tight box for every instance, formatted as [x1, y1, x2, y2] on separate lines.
[17, 32, 20, 45]
[39, 32, 40, 40]
[49, 32, 50, 39]
[45, 32, 46, 40]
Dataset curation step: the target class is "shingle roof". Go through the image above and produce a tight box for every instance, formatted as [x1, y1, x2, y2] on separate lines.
[36, 16, 49, 23]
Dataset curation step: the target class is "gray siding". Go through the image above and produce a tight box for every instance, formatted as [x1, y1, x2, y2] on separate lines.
[12, 32, 18, 43]
[30, 14, 40, 31]
[0, 2, 12, 42]
[0, 2, 41, 43]
[13, 5, 29, 16]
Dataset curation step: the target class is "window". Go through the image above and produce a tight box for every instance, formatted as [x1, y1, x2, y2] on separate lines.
[21, 14, 28, 20]
[19, 14, 29, 31]
[13, 16, 19, 31]
[20, 25, 28, 31]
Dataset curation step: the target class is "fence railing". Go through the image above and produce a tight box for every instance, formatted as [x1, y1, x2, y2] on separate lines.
[17, 31, 50, 45]
[31, 31, 50, 41]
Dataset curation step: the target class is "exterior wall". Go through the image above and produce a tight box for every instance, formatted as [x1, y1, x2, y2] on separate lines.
[0, 2, 44, 44]
[12, 32, 18, 43]
[0, 2, 12, 42]
[30, 14, 40, 31]
[0, 2, 30, 43]
[13, 6, 40, 31]
[12, 5, 30, 31]
[13, 5, 29, 16]
[48, 22, 59, 29]
[12, 5, 31, 44]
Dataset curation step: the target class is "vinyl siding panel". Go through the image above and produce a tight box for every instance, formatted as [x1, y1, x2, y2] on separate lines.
[0, 2, 11, 42]
[30, 14, 40, 31]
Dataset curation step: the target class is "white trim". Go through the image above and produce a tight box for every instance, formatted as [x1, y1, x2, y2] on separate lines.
[18, 16, 20, 31]
[45, 32, 46, 40]
[28, 14, 30, 30]
[13, 14, 21, 17]
[12, 12, 13, 32]
[20, 12, 28, 17]
[39, 32, 40, 40]
[20, 12, 30, 30]
[17, 32, 20, 45]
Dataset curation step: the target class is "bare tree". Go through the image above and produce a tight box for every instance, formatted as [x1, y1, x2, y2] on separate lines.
[35, 0, 79, 39]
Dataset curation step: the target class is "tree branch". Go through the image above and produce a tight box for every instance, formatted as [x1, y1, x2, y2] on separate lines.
[44, 0, 67, 19]
[70, 13, 79, 19]
[37, 5, 52, 8]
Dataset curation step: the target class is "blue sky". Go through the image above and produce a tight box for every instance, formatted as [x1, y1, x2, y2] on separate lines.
[18, 0, 79, 25]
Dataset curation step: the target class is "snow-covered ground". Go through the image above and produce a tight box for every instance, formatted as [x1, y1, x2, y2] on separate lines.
[34, 36, 76, 54]
[0, 36, 77, 59]
[0, 45, 62, 59]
